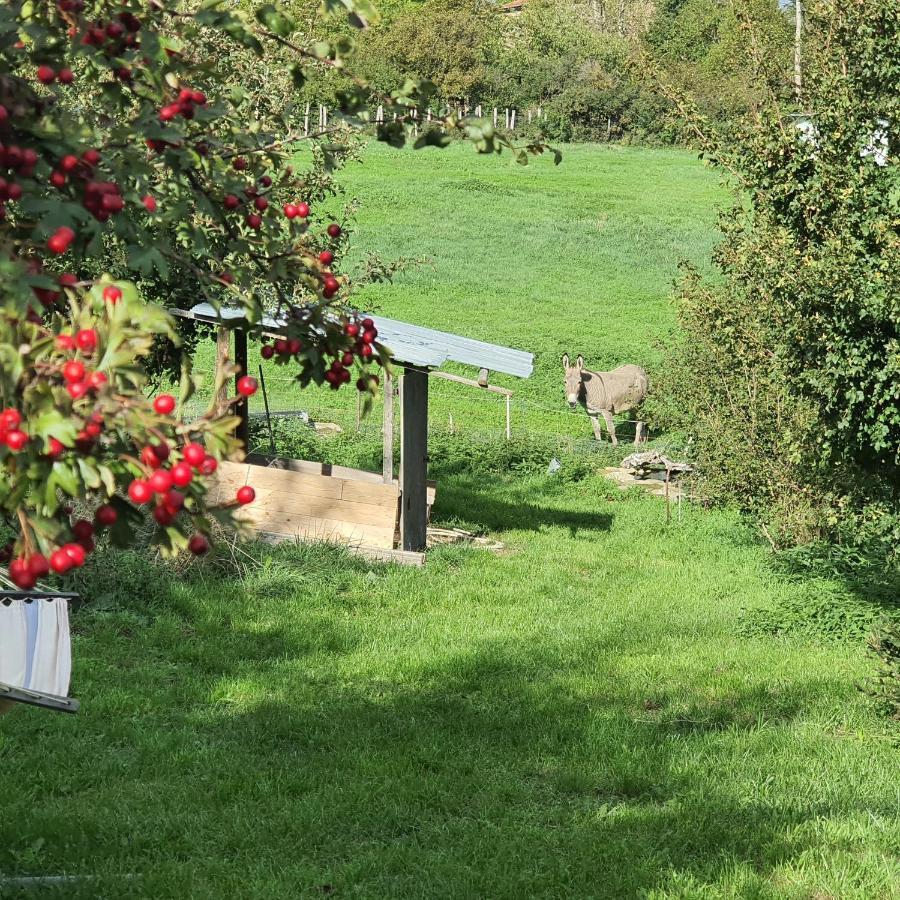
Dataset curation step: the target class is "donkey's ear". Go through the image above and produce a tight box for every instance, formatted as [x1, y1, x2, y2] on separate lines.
[576, 354, 584, 370]
[561, 353, 569, 369]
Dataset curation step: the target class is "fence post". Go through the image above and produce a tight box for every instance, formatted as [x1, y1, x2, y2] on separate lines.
[304, 101, 310, 137]
[510, 108, 516, 130]
[493, 107, 498, 128]
[382, 369, 394, 484]
[505, 394, 511, 441]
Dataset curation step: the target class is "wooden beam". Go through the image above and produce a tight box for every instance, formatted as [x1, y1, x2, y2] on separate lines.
[233, 327, 249, 454]
[428, 368, 512, 396]
[214, 326, 230, 415]
[400, 366, 428, 552]
[382, 368, 394, 484]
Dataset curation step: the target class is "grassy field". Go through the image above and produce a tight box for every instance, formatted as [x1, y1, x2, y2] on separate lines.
[1, 476, 897, 897]
[2, 144, 897, 897]
[190, 142, 725, 441]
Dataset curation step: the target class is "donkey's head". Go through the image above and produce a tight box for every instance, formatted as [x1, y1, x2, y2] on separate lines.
[562, 353, 586, 409]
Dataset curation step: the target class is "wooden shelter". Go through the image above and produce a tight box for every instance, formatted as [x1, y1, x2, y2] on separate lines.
[170, 303, 533, 557]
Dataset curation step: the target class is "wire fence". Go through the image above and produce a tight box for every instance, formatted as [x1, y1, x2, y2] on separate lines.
[183, 367, 689, 467]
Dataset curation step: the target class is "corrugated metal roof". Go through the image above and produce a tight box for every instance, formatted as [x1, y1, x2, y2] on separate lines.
[169, 303, 533, 378]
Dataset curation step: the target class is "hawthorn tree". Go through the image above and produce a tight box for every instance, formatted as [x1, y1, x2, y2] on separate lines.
[0, 0, 549, 589]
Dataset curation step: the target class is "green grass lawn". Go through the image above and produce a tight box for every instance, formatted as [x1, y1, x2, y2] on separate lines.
[1, 475, 896, 897]
[189, 142, 725, 440]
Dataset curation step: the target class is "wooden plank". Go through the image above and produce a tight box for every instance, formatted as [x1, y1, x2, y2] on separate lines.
[245, 454, 387, 485]
[383, 368, 394, 483]
[214, 327, 230, 415]
[251, 515, 396, 548]
[400, 367, 429, 552]
[254, 532, 424, 566]
[341, 479, 401, 507]
[240, 495, 398, 528]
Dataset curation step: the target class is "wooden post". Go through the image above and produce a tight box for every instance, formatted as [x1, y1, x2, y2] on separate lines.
[382, 369, 393, 483]
[214, 326, 230, 415]
[511, 108, 516, 129]
[493, 107, 498, 128]
[400, 367, 428, 552]
[505, 394, 511, 441]
[234, 327, 249, 454]
[304, 102, 310, 136]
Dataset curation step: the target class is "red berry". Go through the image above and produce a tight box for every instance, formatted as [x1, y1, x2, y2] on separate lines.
[0, 408, 21, 429]
[260, 344, 275, 360]
[58, 273, 79, 288]
[142, 195, 157, 213]
[237, 376, 257, 397]
[159, 104, 179, 122]
[63, 360, 85, 383]
[319, 250, 334, 265]
[148, 469, 173, 494]
[246, 213, 262, 230]
[152, 442, 171, 462]
[327, 223, 341, 238]
[232, 157, 247, 171]
[361, 317, 375, 329]
[362, 329, 377, 344]
[274, 338, 289, 355]
[342, 351, 354, 366]
[296, 202, 310, 218]
[191, 90, 206, 105]
[254, 196, 268, 212]
[9, 562, 36, 589]
[153, 505, 174, 526]
[128, 479, 153, 504]
[82, 149, 101, 166]
[259, 175, 272, 187]
[76, 329, 97, 353]
[356, 377, 368, 391]
[47, 437, 66, 459]
[37, 65, 56, 85]
[28, 553, 50, 578]
[171, 462, 193, 487]
[48, 226, 75, 254]
[183, 443, 206, 467]
[236, 486, 255, 505]
[103, 285, 122, 304]
[141, 445, 162, 469]
[60, 154, 79, 172]
[345, 322, 360, 338]
[56, 334, 76, 352]
[50, 549, 73, 573]
[95, 504, 118, 527]
[360, 344, 373, 360]
[50, 170, 67, 189]
[223, 194, 240, 210]
[288, 338, 302, 355]
[163, 489, 185, 512]
[87, 371, 107, 390]
[199, 456, 218, 476]
[63, 543, 86, 567]
[188, 534, 209, 556]
[153, 394, 176, 415]
[283, 203, 298, 219]
[72, 520, 94, 542]
[6, 428, 28, 453]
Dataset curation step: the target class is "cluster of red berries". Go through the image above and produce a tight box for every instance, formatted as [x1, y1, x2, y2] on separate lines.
[36, 65, 75, 86]
[78, 10, 142, 54]
[159, 87, 208, 123]
[0, 144, 38, 220]
[58, 348, 108, 401]
[261, 337, 303, 360]
[0, 409, 29, 453]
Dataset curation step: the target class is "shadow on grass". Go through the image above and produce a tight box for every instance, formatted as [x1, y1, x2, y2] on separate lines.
[434, 476, 614, 537]
[0, 614, 881, 899]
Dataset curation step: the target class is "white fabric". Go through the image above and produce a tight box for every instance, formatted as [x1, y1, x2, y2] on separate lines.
[0, 603, 27, 687]
[0, 599, 71, 696]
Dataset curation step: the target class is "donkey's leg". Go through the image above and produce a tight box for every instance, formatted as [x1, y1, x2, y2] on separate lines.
[588, 415, 605, 442]
[635, 421, 647, 445]
[601, 409, 618, 445]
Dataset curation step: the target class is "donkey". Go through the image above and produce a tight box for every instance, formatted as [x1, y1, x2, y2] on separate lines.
[562, 354, 649, 445]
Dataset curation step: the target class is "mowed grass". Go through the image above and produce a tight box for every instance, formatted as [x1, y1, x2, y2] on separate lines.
[0, 476, 897, 898]
[190, 142, 725, 438]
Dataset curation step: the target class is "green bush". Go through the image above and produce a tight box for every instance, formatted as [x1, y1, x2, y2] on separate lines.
[865, 619, 900, 724]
